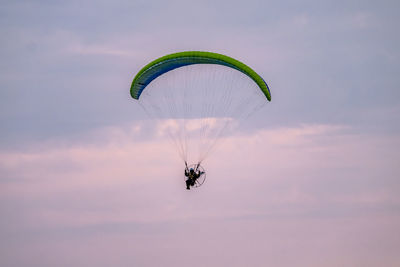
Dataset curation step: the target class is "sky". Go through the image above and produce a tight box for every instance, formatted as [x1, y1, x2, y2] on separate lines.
[1, 0, 400, 266]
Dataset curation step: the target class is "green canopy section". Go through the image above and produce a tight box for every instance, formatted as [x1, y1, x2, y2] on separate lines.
[130, 51, 271, 101]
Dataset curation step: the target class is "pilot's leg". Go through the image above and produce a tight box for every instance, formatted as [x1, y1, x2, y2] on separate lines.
[186, 179, 191, 190]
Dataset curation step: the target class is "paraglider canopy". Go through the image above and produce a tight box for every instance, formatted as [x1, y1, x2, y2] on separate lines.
[130, 51, 271, 101]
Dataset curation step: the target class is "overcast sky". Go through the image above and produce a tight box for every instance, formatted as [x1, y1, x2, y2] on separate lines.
[1, 0, 400, 266]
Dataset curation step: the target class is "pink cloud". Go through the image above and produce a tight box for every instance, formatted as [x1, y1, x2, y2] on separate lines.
[1, 124, 399, 267]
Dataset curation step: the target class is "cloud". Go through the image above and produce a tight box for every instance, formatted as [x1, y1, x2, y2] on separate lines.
[1, 122, 399, 221]
[1, 122, 399, 266]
